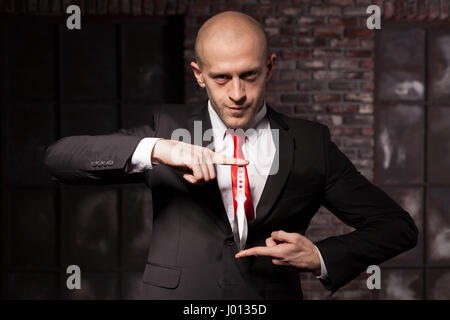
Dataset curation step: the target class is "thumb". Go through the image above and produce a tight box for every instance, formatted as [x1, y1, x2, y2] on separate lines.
[271, 230, 299, 243]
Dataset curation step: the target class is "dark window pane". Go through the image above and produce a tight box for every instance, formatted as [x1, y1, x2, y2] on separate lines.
[8, 24, 56, 102]
[121, 104, 158, 129]
[426, 187, 450, 265]
[428, 29, 450, 103]
[60, 104, 118, 136]
[61, 187, 119, 271]
[375, 105, 424, 184]
[7, 103, 55, 185]
[428, 107, 450, 184]
[7, 273, 59, 299]
[121, 272, 144, 300]
[426, 269, 450, 300]
[378, 269, 423, 300]
[376, 29, 425, 102]
[122, 18, 184, 103]
[62, 273, 119, 300]
[62, 24, 116, 100]
[9, 186, 57, 270]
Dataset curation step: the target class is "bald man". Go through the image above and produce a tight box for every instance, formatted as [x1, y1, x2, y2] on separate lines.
[45, 11, 418, 299]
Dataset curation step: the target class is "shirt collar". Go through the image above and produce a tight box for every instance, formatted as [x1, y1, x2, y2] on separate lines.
[207, 100, 268, 145]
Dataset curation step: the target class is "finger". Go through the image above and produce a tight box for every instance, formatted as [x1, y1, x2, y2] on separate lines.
[266, 237, 277, 247]
[203, 149, 216, 180]
[183, 173, 196, 184]
[198, 153, 210, 181]
[235, 246, 282, 259]
[271, 230, 301, 244]
[192, 163, 204, 183]
[211, 152, 248, 166]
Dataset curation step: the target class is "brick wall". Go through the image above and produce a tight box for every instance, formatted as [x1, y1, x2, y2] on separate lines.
[2, 0, 447, 299]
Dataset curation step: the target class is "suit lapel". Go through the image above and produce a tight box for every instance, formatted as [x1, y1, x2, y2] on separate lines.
[250, 106, 295, 229]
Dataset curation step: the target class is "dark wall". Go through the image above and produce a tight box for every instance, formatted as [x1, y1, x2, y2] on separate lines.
[1, 16, 184, 299]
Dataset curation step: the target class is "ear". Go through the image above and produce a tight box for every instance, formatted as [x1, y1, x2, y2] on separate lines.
[265, 53, 277, 81]
[190, 61, 206, 88]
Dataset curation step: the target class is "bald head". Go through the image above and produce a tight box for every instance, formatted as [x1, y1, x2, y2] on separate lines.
[194, 11, 269, 67]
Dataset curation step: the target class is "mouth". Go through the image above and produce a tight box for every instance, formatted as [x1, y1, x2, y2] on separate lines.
[226, 105, 248, 112]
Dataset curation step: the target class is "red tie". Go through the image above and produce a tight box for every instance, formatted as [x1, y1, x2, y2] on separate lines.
[231, 134, 255, 222]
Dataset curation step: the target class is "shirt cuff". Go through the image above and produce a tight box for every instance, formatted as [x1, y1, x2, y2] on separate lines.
[314, 245, 330, 281]
[127, 137, 161, 173]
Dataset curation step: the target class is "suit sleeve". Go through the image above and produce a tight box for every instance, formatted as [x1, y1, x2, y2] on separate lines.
[44, 107, 160, 185]
[314, 125, 419, 293]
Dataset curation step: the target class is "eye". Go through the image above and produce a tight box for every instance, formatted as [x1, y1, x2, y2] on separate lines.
[242, 71, 257, 80]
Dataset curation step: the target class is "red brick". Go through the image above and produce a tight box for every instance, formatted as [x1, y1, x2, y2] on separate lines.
[280, 70, 311, 81]
[327, 104, 358, 113]
[297, 37, 326, 47]
[359, 104, 373, 114]
[297, 16, 325, 26]
[329, 38, 359, 48]
[343, 6, 368, 16]
[281, 94, 310, 103]
[211, 3, 241, 12]
[316, 114, 343, 126]
[330, 59, 359, 69]
[346, 50, 374, 58]
[311, 6, 342, 16]
[359, 147, 374, 158]
[267, 82, 297, 92]
[294, 104, 325, 113]
[269, 36, 294, 47]
[344, 93, 373, 103]
[243, 4, 273, 15]
[325, 0, 353, 5]
[282, 49, 311, 59]
[298, 81, 328, 91]
[313, 49, 342, 57]
[227, 0, 258, 3]
[360, 39, 374, 49]
[265, 16, 292, 26]
[265, 94, 279, 106]
[313, 94, 340, 103]
[264, 27, 280, 36]
[344, 29, 374, 38]
[328, 17, 359, 26]
[313, 70, 340, 80]
[361, 127, 374, 136]
[384, 1, 394, 18]
[330, 127, 360, 136]
[314, 27, 342, 37]
[189, 3, 211, 15]
[343, 136, 374, 147]
[278, 4, 304, 15]
[360, 60, 374, 68]
[329, 82, 358, 91]
[297, 59, 326, 69]
[281, 27, 310, 36]
[361, 81, 374, 91]
[356, 0, 373, 5]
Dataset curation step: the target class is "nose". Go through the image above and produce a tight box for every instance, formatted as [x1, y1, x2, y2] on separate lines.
[228, 77, 246, 104]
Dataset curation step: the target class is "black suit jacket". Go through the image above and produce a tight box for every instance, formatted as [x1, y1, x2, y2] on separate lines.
[44, 103, 418, 299]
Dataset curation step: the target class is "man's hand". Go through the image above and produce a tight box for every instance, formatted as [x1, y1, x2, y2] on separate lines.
[235, 230, 321, 275]
[152, 139, 248, 184]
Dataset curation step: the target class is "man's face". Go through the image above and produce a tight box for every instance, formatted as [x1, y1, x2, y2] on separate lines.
[191, 36, 276, 129]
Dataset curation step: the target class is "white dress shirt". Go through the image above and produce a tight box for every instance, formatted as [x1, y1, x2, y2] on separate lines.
[128, 100, 329, 281]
